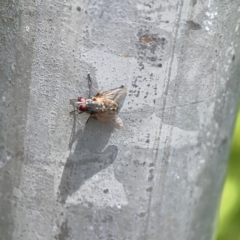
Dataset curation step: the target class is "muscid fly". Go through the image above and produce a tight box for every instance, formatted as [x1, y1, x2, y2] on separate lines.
[70, 73, 127, 129]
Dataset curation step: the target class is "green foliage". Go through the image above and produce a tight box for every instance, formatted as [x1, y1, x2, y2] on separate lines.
[217, 109, 240, 240]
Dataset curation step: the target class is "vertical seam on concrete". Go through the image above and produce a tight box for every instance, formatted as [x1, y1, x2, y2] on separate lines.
[144, 0, 185, 236]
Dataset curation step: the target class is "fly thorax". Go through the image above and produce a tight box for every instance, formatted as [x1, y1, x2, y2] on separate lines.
[85, 99, 103, 113]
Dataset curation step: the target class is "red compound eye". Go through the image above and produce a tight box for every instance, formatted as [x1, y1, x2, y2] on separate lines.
[79, 104, 87, 112]
[78, 97, 86, 103]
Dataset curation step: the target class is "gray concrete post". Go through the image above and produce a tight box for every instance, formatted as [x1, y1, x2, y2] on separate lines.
[1, 0, 240, 239]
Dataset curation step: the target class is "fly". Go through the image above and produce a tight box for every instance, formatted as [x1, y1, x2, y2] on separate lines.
[70, 73, 127, 129]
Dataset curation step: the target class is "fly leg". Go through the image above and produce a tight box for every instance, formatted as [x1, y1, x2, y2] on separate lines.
[86, 115, 97, 124]
[69, 99, 77, 114]
[69, 109, 78, 114]
[88, 73, 99, 96]
[69, 98, 78, 103]
[70, 109, 86, 114]
[86, 116, 91, 124]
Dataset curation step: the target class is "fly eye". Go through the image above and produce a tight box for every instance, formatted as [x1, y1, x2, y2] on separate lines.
[78, 97, 86, 103]
[79, 104, 86, 112]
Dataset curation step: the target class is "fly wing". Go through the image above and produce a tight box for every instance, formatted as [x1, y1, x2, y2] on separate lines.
[91, 111, 124, 129]
[96, 86, 127, 102]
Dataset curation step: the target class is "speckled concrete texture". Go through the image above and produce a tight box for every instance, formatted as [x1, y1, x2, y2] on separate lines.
[1, 0, 240, 239]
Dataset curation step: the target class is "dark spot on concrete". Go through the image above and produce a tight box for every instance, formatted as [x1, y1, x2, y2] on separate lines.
[187, 20, 201, 30]
[192, 0, 197, 6]
[150, 44, 157, 53]
[232, 54, 235, 61]
[133, 159, 139, 166]
[140, 44, 148, 50]
[146, 139, 149, 143]
[102, 215, 113, 223]
[144, 3, 152, 8]
[153, 99, 156, 104]
[165, 20, 169, 23]
[148, 169, 154, 181]
[88, 202, 93, 208]
[146, 187, 153, 192]
[99, 10, 104, 18]
[103, 188, 109, 193]
[139, 212, 146, 217]
[149, 163, 154, 167]
[149, 57, 156, 62]
[139, 62, 145, 70]
[77, 6, 81, 12]
[132, 83, 138, 88]
[158, 63, 162, 67]
[143, 162, 146, 166]
[219, 137, 228, 151]
[148, 175, 153, 182]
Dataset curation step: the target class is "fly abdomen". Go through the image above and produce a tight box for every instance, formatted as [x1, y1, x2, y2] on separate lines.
[102, 99, 118, 112]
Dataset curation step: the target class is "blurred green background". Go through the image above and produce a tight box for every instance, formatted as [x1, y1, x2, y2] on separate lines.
[216, 109, 240, 240]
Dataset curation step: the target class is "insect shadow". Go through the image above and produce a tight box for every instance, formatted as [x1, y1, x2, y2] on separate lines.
[57, 76, 126, 204]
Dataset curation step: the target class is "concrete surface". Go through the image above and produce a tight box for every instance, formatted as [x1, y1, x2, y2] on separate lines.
[1, 0, 240, 239]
